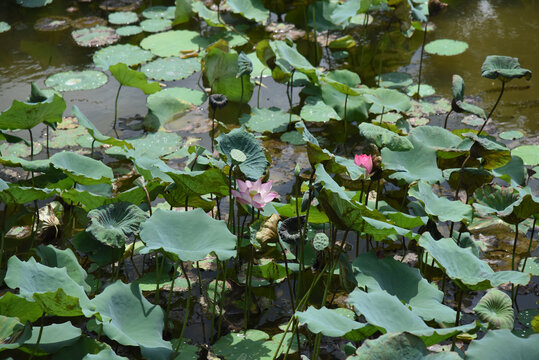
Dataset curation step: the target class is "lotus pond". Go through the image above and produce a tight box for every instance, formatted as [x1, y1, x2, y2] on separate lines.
[0, 0, 538, 359]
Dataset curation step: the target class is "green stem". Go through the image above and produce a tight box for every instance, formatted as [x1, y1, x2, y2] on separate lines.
[238, 76, 244, 119]
[417, 22, 428, 99]
[312, 5, 318, 65]
[243, 246, 253, 331]
[154, 253, 164, 303]
[257, 68, 267, 108]
[28, 129, 34, 161]
[451, 288, 464, 351]
[196, 261, 206, 343]
[210, 259, 220, 343]
[343, 93, 349, 142]
[288, 71, 295, 127]
[478, 81, 506, 134]
[443, 108, 453, 129]
[173, 260, 192, 358]
[164, 259, 180, 333]
[113, 84, 122, 129]
[45, 126, 50, 158]
[511, 222, 520, 301]
[217, 260, 227, 340]
[520, 218, 536, 271]
[29, 313, 45, 360]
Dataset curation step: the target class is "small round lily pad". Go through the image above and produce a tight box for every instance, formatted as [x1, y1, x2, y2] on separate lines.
[93, 44, 154, 70]
[499, 130, 524, 140]
[99, 0, 142, 12]
[406, 84, 435, 98]
[376, 72, 413, 88]
[72, 26, 119, 47]
[72, 16, 108, 29]
[424, 39, 468, 56]
[142, 6, 176, 19]
[512, 145, 539, 166]
[0, 22, 10, 33]
[34, 16, 71, 32]
[116, 25, 143, 36]
[140, 18, 172, 33]
[461, 115, 484, 127]
[45, 70, 108, 92]
[141, 57, 200, 81]
[108, 11, 138, 25]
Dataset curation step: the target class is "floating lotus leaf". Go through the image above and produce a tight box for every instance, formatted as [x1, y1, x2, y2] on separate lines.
[142, 6, 176, 19]
[22, 322, 82, 355]
[145, 87, 206, 130]
[409, 181, 472, 223]
[92, 281, 173, 359]
[0, 292, 43, 323]
[424, 39, 468, 56]
[140, 18, 172, 33]
[466, 329, 539, 359]
[376, 72, 413, 89]
[192, 1, 224, 27]
[511, 144, 539, 166]
[141, 57, 200, 81]
[108, 11, 138, 25]
[363, 88, 412, 113]
[419, 233, 530, 290]
[45, 70, 108, 91]
[34, 16, 71, 31]
[72, 105, 132, 149]
[106, 131, 183, 159]
[352, 252, 455, 323]
[36, 244, 90, 292]
[300, 96, 340, 123]
[109, 63, 161, 94]
[139, 208, 236, 261]
[50, 151, 114, 185]
[0, 142, 42, 158]
[499, 130, 523, 140]
[116, 25, 142, 36]
[15, 0, 53, 7]
[347, 289, 477, 346]
[93, 44, 154, 70]
[216, 127, 268, 181]
[227, 0, 269, 23]
[240, 107, 299, 133]
[473, 289, 514, 329]
[296, 306, 368, 337]
[140, 30, 200, 57]
[0, 22, 10, 33]
[406, 84, 435, 98]
[0, 93, 65, 130]
[213, 330, 272, 360]
[72, 16, 108, 29]
[72, 26, 119, 47]
[86, 202, 148, 248]
[481, 55, 532, 82]
[47, 126, 87, 148]
[358, 122, 413, 151]
[99, 0, 142, 12]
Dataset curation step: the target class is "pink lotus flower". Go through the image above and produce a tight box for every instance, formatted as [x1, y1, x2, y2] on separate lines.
[231, 178, 278, 210]
[354, 154, 373, 176]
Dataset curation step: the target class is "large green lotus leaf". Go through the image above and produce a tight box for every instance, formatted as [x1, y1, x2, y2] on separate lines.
[418, 234, 530, 290]
[0, 315, 31, 351]
[520, 257, 539, 276]
[0, 94, 65, 130]
[4, 256, 95, 316]
[21, 322, 81, 355]
[83, 348, 129, 360]
[409, 181, 472, 223]
[349, 332, 462, 360]
[53, 336, 120, 360]
[473, 288, 514, 329]
[72, 231, 123, 266]
[361, 216, 419, 242]
[142, 5, 176, 19]
[321, 83, 370, 122]
[33, 288, 84, 317]
[213, 330, 274, 360]
[140, 30, 200, 57]
[16, 0, 53, 8]
[295, 306, 368, 337]
[93, 44, 154, 70]
[0, 292, 42, 323]
[491, 155, 526, 186]
[116, 25, 143, 36]
[376, 72, 414, 89]
[106, 131, 183, 159]
[227, 0, 269, 22]
[0, 21, 10, 33]
[352, 252, 455, 323]
[108, 11, 138, 25]
[424, 39, 468, 56]
[141, 57, 200, 81]
[444, 167, 493, 195]
[35, 244, 90, 292]
[139, 208, 236, 261]
[409, 125, 462, 154]
[165, 167, 229, 197]
[406, 84, 436, 98]
[0, 156, 52, 173]
[306, 1, 342, 31]
[191, 1, 224, 27]
[92, 281, 172, 358]
[132, 156, 174, 182]
[109, 63, 160, 94]
[512, 144, 539, 166]
[0, 185, 55, 204]
[145, 87, 206, 130]
[331, 0, 371, 26]
[358, 122, 413, 151]
[473, 185, 539, 224]
[239, 107, 300, 133]
[50, 151, 113, 185]
[270, 40, 319, 84]
[347, 289, 477, 346]
[362, 88, 412, 113]
[466, 329, 539, 359]
[72, 105, 132, 149]
[86, 202, 148, 248]
[0, 141, 42, 157]
[0, 129, 28, 144]
[173, 0, 193, 24]
[461, 132, 511, 169]
[216, 127, 268, 181]
[300, 96, 340, 123]
[71, 26, 119, 47]
[203, 46, 254, 103]
[323, 71, 361, 96]
[481, 55, 532, 82]
[140, 18, 172, 33]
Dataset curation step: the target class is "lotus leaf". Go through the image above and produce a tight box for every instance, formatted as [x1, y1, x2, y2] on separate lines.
[406, 84, 435, 98]
[473, 185, 539, 224]
[191, 1, 224, 28]
[36, 244, 90, 292]
[409, 181, 472, 223]
[32, 288, 84, 317]
[91, 281, 173, 359]
[466, 329, 539, 359]
[481, 55, 532, 82]
[280, 130, 306, 145]
[165, 167, 229, 198]
[72, 105, 132, 149]
[499, 130, 524, 140]
[213, 330, 271, 359]
[300, 96, 340, 123]
[50, 151, 113, 185]
[144, 87, 205, 130]
[84, 348, 129, 360]
[424, 39, 468, 56]
[21, 322, 81, 355]
[140, 30, 200, 57]
[295, 306, 368, 337]
[408, 125, 463, 156]
[376, 72, 413, 89]
[270, 40, 319, 84]
[174, 0, 193, 24]
[227, 0, 269, 22]
[306, 1, 342, 31]
[142, 6, 176, 19]
[511, 144, 539, 166]
[216, 127, 268, 181]
[520, 257, 539, 276]
[444, 168, 493, 195]
[140, 208, 236, 261]
[106, 131, 183, 159]
[363, 88, 412, 113]
[141, 57, 200, 81]
[140, 18, 172, 33]
[0, 315, 31, 351]
[72, 16, 108, 29]
[0, 142, 42, 158]
[16, 0, 53, 7]
[99, 0, 142, 12]
[116, 25, 142, 36]
[473, 288, 514, 329]
[491, 155, 526, 186]
[419, 233, 530, 290]
[45, 70, 108, 91]
[109, 63, 161, 94]
[240, 107, 299, 133]
[108, 11, 138, 25]
[0, 22, 11, 33]
[71, 26, 119, 47]
[72, 231, 123, 266]
[0, 185, 55, 204]
[331, 0, 371, 26]
[358, 122, 413, 151]
[0, 292, 42, 323]
[347, 289, 477, 346]
[34, 16, 71, 32]
[353, 252, 455, 323]
[0, 93, 65, 130]
[93, 44, 154, 70]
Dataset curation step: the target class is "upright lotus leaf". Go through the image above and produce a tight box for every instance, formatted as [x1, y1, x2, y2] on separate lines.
[0, 292, 43, 323]
[358, 122, 413, 151]
[86, 202, 148, 248]
[35, 244, 90, 292]
[300, 96, 341, 123]
[449, 75, 487, 119]
[240, 107, 300, 133]
[93, 44, 154, 70]
[473, 289, 514, 329]
[349, 332, 462, 360]
[145, 87, 206, 130]
[418, 233, 530, 290]
[331, 0, 371, 26]
[362, 88, 412, 113]
[84, 348, 129, 360]
[452, 74, 465, 102]
[72, 105, 132, 149]
[227, 0, 269, 23]
[409, 181, 472, 223]
[473, 185, 539, 225]
[491, 155, 526, 186]
[216, 127, 268, 181]
[461, 132, 511, 169]
[0, 156, 52, 173]
[0, 185, 55, 204]
[408, 126, 463, 159]
[16, 0, 53, 8]
[165, 167, 229, 198]
[270, 40, 319, 84]
[444, 168, 493, 195]
[347, 289, 477, 346]
[352, 252, 455, 323]
[174, 0, 193, 25]
[20, 322, 81, 355]
[512, 144, 539, 166]
[141, 57, 200, 81]
[139, 208, 236, 261]
[90, 281, 173, 359]
[50, 151, 113, 185]
[191, 1, 224, 27]
[71, 26, 120, 47]
[106, 131, 183, 160]
[72, 231, 123, 266]
[466, 329, 539, 359]
[140, 30, 200, 57]
[295, 306, 371, 338]
[520, 257, 539, 276]
[0, 315, 31, 351]
[33, 288, 85, 317]
[0, 21, 10, 33]
[424, 39, 468, 56]
[0, 93, 65, 130]
[481, 55, 532, 82]
[109, 63, 161, 95]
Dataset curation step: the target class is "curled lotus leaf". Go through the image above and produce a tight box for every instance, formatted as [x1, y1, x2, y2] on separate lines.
[34, 16, 71, 32]
[50, 151, 114, 185]
[473, 288, 514, 329]
[473, 185, 539, 224]
[358, 122, 413, 151]
[71, 26, 120, 47]
[86, 202, 149, 248]
[481, 55, 532, 82]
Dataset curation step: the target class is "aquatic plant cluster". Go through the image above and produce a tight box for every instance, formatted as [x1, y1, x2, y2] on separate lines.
[0, 0, 538, 359]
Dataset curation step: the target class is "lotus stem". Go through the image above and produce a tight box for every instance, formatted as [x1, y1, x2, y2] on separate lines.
[375, 179, 381, 210]
[282, 320, 299, 359]
[210, 108, 216, 153]
[515, 218, 536, 308]
[279, 238, 301, 354]
[142, 184, 152, 216]
[195, 261, 207, 342]
[288, 70, 295, 127]
[312, 5, 318, 65]
[478, 81, 506, 135]
[28, 200, 39, 252]
[45, 126, 50, 158]
[511, 222, 521, 302]
[90, 139, 96, 158]
[238, 76, 244, 119]
[164, 259, 180, 333]
[113, 84, 122, 130]
[210, 259, 220, 343]
[257, 68, 266, 108]
[217, 260, 227, 340]
[453, 154, 471, 202]
[359, 13, 369, 70]
[28, 129, 34, 161]
[443, 109, 453, 129]
[451, 287, 464, 351]
[173, 260, 192, 358]
[29, 313, 46, 360]
[154, 253, 164, 303]
[243, 245, 253, 331]
[343, 93, 349, 143]
[417, 22, 428, 99]
[380, 106, 385, 124]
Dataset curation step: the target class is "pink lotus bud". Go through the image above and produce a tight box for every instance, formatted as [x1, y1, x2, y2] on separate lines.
[354, 154, 373, 176]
